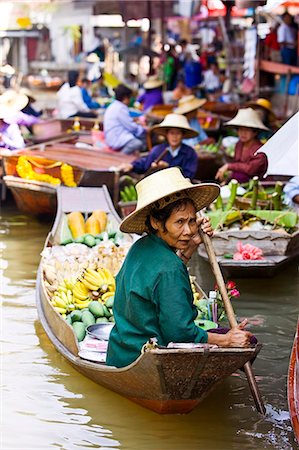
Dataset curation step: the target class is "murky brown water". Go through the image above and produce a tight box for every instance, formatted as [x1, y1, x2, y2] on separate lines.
[1, 201, 299, 450]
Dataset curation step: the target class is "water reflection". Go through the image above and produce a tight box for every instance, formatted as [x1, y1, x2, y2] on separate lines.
[1, 206, 299, 450]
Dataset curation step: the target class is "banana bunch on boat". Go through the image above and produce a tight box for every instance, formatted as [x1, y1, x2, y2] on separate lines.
[71, 267, 115, 309]
[49, 278, 77, 317]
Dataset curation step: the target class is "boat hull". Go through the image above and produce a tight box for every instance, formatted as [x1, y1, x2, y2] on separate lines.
[198, 229, 299, 278]
[288, 320, 299, 444]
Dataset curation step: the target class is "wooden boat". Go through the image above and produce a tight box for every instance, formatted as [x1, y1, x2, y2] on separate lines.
[2, 136, 134, 217]
[288, 319, 299, 444]
[198, 229, 299, 278]
[36, 185, 261, 414]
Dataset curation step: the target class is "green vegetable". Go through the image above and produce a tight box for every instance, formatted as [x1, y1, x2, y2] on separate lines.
[96, 317, 109, 323]
[102, 304, 112, 318]
[88, 301, 105, 318]
[246, 210, 298, 228]
[105, 295, 114, 308]
[81, 310, 96, 327]
[70, 310, 83, 323]
[225, 179, 238, 211]
[61, 238, 73, 245]
[72, 321, 86, 342]
[250, 176, 259, 209]
[84, 234, 96, 247]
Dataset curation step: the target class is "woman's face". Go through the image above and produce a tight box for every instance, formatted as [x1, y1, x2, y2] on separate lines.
[166, 129, 183, 148]
[152, 201, 198, 250]
[237, 127, 257, 143]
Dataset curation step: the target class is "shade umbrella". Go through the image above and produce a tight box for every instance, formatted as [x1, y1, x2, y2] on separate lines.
[256, 112, 299, 176]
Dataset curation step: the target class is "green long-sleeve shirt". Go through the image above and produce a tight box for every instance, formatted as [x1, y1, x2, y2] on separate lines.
[106, 234, 208, 368]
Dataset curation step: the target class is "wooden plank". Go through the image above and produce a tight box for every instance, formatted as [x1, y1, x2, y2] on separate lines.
[259, 59, 299, 75]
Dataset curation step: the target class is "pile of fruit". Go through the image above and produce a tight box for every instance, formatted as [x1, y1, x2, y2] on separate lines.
[42, 207, 133, 343]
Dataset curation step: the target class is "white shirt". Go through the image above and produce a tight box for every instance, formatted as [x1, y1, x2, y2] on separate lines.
[203, 70, 220, 91]
[57, 83, 89, 119]
[277, 23, 296, 46]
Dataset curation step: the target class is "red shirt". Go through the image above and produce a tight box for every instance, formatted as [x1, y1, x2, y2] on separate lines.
[228, 139, 267, 182]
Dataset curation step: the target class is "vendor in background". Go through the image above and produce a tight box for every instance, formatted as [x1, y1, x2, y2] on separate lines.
[106, 167, 254, 369]
[202, 62, 221, 99]
[277, 12, 297, 66]
[174, 95, 213, 147]
[0, 90, 27, 150]
[136, 77, 164, 112]
[283, 176, 299, 212]
[19, 88, 42, 117]
[172, 79, 192, 102]
[104, 84, 146, 155]
[215, 108, 269, 184]
[80, 78, 100, 110]
[57, 70, 97, 119]
[119, 113, 198, 179]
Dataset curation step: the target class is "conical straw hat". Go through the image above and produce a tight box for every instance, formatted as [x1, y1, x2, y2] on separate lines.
[224, 108, 269, 131]
[143, 76, 164, 90]
[19, 87, 36, 102]
[174, 95, 206, 115]
[120, 167, 220, 234]
[245, 98, 276, 121]
[151, 113, 198, 139]
[0, 89, 28, 119]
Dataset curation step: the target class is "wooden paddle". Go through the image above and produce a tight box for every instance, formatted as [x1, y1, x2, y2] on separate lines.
[198, 215, 266, 415]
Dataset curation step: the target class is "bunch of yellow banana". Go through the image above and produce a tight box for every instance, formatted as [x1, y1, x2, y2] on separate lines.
[50, 286, 75, 317]
[96, 267, 116, 291]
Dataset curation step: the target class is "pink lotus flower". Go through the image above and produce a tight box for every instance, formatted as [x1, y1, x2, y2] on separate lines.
[233, 242, 264, 261]
[230, 288, 240, 298]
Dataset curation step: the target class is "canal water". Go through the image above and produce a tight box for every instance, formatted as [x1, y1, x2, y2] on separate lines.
[1, 202, 299, 450]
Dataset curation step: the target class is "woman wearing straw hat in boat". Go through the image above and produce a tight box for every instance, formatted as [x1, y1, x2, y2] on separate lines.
[119, 113, 199, 179]
[174, 95, 214, 148]
[0, 90, 28, 150]
[106, 167, 253, 368]
[215, 108, 269, 184]
[137, 76, 164, 112]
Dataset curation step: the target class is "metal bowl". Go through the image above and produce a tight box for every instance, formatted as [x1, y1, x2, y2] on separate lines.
[86, 323, 114, 341]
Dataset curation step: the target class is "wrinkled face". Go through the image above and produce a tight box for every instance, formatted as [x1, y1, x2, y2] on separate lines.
[166, 128, 184, 148]
[237, 127, 257, 143]
[151, 201, 197, 250]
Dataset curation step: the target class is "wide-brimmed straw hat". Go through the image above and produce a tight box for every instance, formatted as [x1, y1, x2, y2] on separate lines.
[224, 108, 270, 131]
[120, 167, 220, 234]
[143, 76, 164, 90]
[174, 95, 206, 115]
[0, 89, 28, 119]
[245, 98, 276, 121]
[86, 52, 100, 63]
[151, 113, 198, 138]
[19, 87, 36, 102]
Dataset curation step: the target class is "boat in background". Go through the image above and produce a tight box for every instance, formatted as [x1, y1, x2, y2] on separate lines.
[36, 185, 261, 414]
[2, 136, 134, 217]
[198, 229, 299, 278]
[288, 319, 299, 445]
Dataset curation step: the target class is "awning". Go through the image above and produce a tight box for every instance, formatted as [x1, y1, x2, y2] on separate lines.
[93, 1, 175, 21]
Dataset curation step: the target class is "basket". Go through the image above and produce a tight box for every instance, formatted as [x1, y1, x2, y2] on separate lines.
[118, 201, 137, 218]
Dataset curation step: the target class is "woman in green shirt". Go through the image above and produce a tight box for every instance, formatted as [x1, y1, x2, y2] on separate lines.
[106, 167, 253, 368]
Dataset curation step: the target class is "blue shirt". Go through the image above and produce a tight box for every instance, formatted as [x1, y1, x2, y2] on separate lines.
[283, 176, 299, 208]
[81, 87, 100, 109]
[183, 117, 208, 148]
[104, 100, 145, 150]
[132, 142, 198, 179]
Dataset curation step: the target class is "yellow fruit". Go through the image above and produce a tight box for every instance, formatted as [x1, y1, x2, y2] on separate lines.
[85, 212, 101, 235]
[93, 210, 107, 233]
[67, 211, 85, 238]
